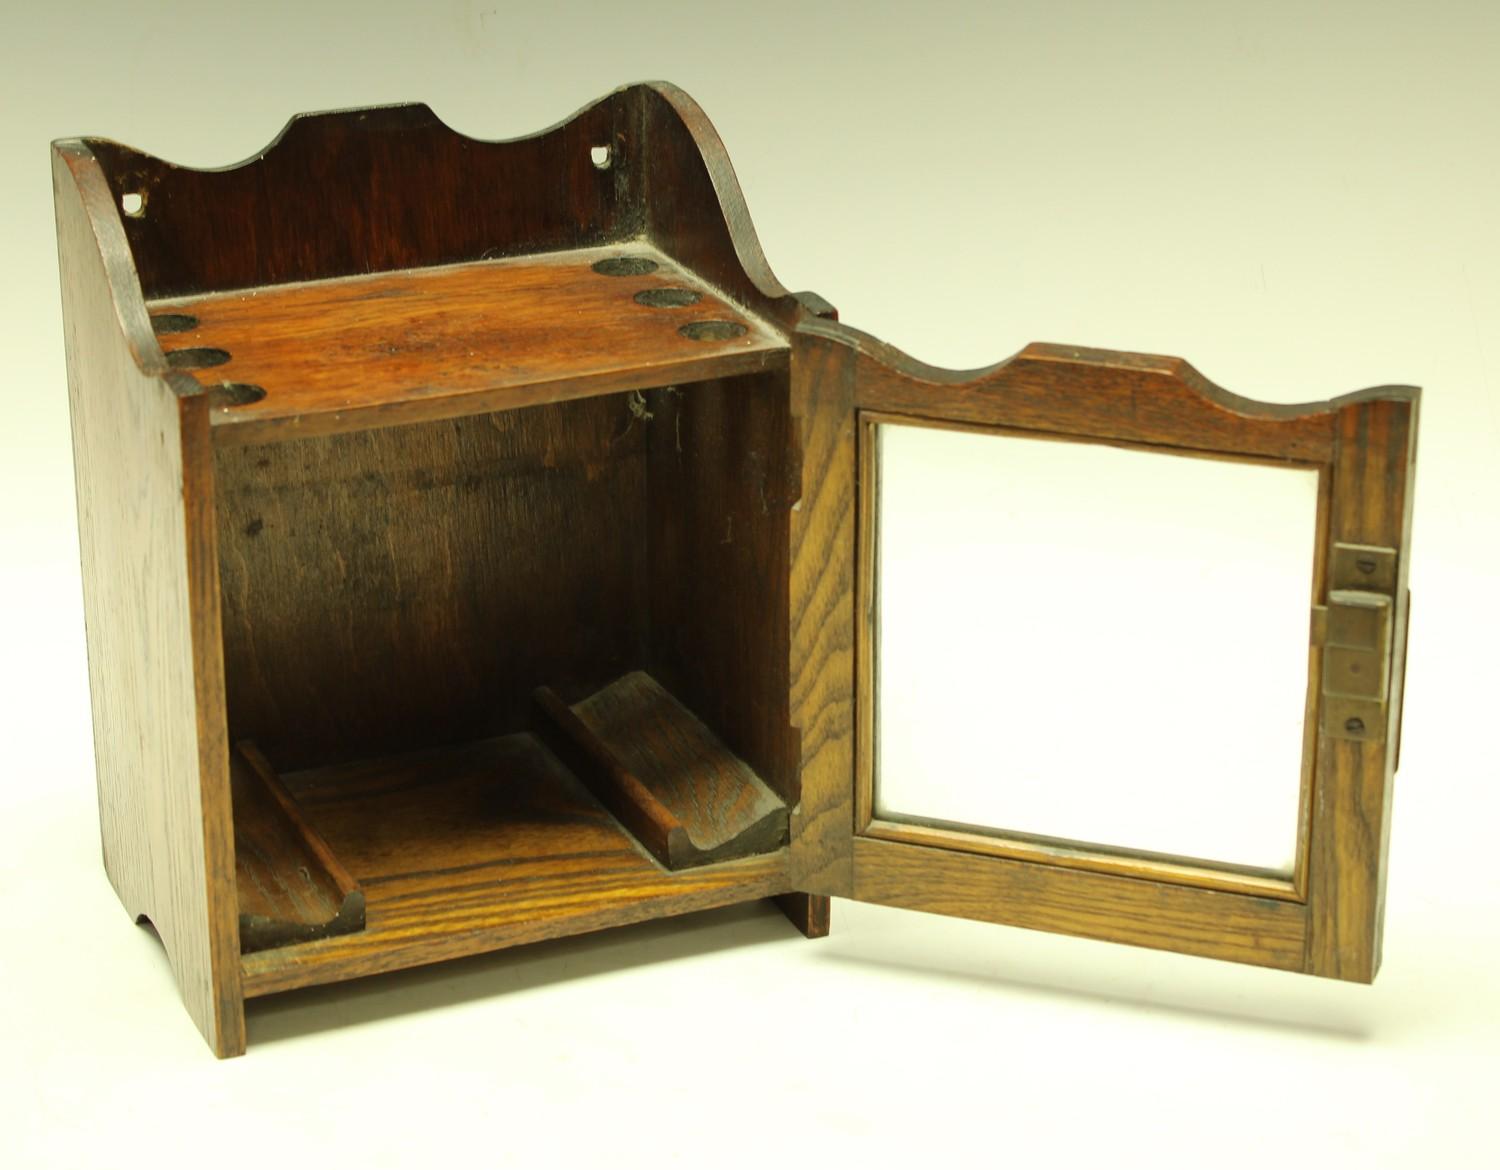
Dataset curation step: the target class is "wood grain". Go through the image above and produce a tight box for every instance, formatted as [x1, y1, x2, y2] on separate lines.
[241, 732, 790, 996]
[853, 838, 1307, 971]
[807, 319, 1418, 976]
[636, 85, 806, 327]
[148, 244, 786, 446]
[54, 142, 244, 1056]
[57, 81, 1423, 1056]
[84, 83, 807, 323]
[85, 95, 641, 299]
[214, 394, 650, 771]
[770, 292, 838, 939]
[643, 371, 798, 802]
[1295, 466, 1335, 902]
[533, 684, 687, 867]
[773, 893, 832, 939]
[60, 85, 839, 1054]
[542, 672, 788, 869]
[231, 743, 363, 953]
[1305, 396, 1418, 980]
[785, 333, 859, 895]
[862, 819, 1299, 900]
[818, 321, 1356, 462]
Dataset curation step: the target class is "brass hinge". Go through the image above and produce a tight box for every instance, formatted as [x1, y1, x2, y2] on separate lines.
[1320, 543, 1397, 743]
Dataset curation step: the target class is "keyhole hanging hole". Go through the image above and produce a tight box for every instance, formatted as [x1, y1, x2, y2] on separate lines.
[121, 191, 145, 217]
[590, 144, 612, 170]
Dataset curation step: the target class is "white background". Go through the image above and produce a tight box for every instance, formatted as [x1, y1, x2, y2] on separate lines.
[3, 3, 1497, 1168]
[876, 425, 1319, 875]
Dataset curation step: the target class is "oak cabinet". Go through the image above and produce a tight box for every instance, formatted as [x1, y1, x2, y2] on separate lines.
[54, 85, 1417, 1057]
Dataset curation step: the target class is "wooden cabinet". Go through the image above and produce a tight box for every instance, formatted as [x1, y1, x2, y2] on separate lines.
[53, 84, 1417, 1057]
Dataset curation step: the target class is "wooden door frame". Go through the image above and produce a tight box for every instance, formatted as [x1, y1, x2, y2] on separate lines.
[788, 322, 1417, 981]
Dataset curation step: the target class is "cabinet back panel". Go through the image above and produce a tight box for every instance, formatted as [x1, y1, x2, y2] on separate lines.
[215, 397, 650, 770]
[86, 94, 640, 299]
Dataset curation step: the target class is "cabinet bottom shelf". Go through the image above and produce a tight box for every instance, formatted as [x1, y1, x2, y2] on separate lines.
[235, 691, 793, 998]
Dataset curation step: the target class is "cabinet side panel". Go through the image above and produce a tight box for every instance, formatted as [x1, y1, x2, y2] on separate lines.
[54, 145, 243, 1056]
[636, 86, 796, 325]
[645, 372, 797, 801]
[787, 335, 857, 893]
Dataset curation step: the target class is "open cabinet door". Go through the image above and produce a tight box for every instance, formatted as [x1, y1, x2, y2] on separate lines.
[786, 320, 1417, 982]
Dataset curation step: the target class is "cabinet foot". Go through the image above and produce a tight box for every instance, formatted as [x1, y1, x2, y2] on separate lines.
[774, 893, 830, 939]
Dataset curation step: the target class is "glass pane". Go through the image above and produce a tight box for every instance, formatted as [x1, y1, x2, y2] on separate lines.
[873, 422, 1319, 876]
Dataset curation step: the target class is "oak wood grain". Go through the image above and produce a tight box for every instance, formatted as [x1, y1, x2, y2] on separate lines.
[544, 672, 788, 869]
[86, 94, 642, 299]
[773, 893, 831, 939]
[148, 244, 786, 446]
[533, 684, 687, 867]
[54, 142, 244, 1056]
[818, 321, 1354, 462]
[231, 743, 364, 953]
[57, 81, 1422, 1056]
[813, 319, 1417, 976]
[769, 296, 839, 937]
[636, 85, 806, 328]
[853, 838, 1307, 971]
[1305, 396, 1417, 980]
[785, 332, 859, 895]
[643, 371, 798, 803]
[58, 84, 838, 1053]
[862, 819, 1299, 900]
[242, 732, 791, 996]
[214, 394, 649, 772]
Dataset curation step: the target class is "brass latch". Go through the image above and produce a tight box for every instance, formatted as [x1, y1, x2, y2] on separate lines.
[1317, 543, 1397, 743]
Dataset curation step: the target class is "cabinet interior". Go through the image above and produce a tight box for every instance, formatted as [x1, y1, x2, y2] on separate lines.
[213, 373, 798, 968]
[56, 85, 1416, 1059]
